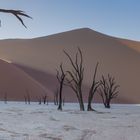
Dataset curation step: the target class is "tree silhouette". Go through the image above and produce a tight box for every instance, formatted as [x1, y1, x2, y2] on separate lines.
[56, 63, 66, 111]
[87, 62, 100, 111]
[64, 48, 85, 111]
[98, 74, 119, 108]
[0, 9, 32, 28]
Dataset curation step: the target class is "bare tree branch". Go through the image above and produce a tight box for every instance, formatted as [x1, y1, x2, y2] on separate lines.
[0, 9, 32, 28]
[98, 74, 119, 108]
[64, 48, 85, 111]
[87, 62, 100, 111]
[56, 63, 66, 111]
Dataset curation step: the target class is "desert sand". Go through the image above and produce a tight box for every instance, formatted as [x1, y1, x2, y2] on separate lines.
[0, 28, 140, 103]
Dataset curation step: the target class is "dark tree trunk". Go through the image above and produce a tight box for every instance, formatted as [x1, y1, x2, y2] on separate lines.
[87, 62, 99, 111]
[79, 101, 85, 111]
[57, 80, 64, 111]
[56, 64, 66, 111]
[64, 48, 85, 111]
[105, 100, 110, 108]
[79, 90, 85, 111]
[87, 101, 94, 111]
[43, 95, 47, 104]
[24, 96, 27, 104]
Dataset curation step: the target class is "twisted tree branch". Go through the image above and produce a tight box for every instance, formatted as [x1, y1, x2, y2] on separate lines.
[0, 9, 32, 28]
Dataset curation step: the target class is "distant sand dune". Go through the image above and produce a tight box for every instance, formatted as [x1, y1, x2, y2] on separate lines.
[0, 28, 140, 103]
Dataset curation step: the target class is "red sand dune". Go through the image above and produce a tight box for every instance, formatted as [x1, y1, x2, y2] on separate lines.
[0, 28, 140, 103]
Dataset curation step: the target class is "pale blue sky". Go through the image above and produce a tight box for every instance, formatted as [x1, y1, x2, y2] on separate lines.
[0, 0, 140, 41]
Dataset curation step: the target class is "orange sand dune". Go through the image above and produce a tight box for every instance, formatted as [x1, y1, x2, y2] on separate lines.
[0, 28, 140, 103]
[118, 38, 140, 53]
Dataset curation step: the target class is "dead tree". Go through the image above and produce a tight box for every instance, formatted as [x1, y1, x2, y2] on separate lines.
[24, 95, 27, 104]
[37, 96, 42, 105]
[64, 48, 85, 111]
[56, 63, 66, 111]
[0, 9, 32, 28]
[87, 62, 100, 111]
[98, 74, 119, 108]
[42, 95, 47, 104]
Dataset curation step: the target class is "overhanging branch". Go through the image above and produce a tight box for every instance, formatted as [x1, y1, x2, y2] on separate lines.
[0, 9, 32, 28]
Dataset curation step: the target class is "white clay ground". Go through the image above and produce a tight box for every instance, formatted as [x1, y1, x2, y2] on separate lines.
[0, 102, 139, 140]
